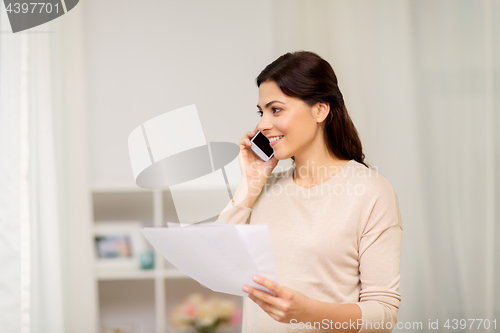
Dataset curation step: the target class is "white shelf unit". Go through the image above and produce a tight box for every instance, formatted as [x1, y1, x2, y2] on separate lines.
[92, 187, 242, 333]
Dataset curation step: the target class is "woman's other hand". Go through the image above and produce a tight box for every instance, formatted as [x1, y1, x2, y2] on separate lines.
[242, 276, 311, 324]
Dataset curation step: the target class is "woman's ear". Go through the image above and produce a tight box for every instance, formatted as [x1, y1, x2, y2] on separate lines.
[315, 102, 330, 123]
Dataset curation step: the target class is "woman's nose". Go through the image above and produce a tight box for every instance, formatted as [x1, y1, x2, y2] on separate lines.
[257, 114, 273, 133]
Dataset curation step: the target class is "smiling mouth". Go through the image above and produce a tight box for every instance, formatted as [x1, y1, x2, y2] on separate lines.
[269, 135, 284, 146]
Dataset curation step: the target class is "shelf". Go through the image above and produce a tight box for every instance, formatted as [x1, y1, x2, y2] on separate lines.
[162, 268, 189, 279]
[92, 187, 239, 333]
[91, 185, 234, 193]
[92, 184, 153, 193]
[93, 191, 155, 226]
[98, 279, 156, 333]
[96, 268, 188, 281]
[97, 269, 156, 280]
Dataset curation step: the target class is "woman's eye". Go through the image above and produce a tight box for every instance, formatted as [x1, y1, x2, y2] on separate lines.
[256, 108, 280, 117]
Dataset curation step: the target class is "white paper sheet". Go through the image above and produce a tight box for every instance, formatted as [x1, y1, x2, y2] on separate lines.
[140, 225, 279, 297]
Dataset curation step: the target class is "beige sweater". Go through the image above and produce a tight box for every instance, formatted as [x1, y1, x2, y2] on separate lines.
[216, 159, 403, 333]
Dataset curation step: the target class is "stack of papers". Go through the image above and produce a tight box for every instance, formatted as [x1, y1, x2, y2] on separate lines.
[140, 224, 279, 296]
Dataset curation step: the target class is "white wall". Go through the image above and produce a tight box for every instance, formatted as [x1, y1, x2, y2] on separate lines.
[84, 0, 276, 188]
[58, 3, 99, 332]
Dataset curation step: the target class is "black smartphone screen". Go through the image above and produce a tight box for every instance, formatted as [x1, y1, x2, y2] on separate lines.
[253, 132, 274, 157]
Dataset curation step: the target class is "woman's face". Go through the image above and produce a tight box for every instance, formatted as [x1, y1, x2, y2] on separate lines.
[257, 80, 325, 160]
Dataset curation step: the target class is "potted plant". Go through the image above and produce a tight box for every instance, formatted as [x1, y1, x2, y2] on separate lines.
[171, 293, 242, 333]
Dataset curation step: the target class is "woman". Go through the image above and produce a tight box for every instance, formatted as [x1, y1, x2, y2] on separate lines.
[217, 51, 403, 333]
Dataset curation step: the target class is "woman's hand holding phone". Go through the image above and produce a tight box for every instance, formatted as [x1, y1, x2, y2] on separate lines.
[231, 127, 278, 208]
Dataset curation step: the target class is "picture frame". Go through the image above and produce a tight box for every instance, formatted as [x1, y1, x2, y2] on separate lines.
[94, 221, 147, 270]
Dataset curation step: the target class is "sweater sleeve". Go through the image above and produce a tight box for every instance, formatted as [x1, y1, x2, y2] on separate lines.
[214, 200, 252, 225]
[215, 171, 284, 225]
[352, 182, 403, 333]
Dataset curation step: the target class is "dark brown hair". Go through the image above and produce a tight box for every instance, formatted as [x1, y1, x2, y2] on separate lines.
[256, 51, 369, 168]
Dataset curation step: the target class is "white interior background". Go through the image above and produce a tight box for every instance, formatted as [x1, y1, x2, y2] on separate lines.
[0, 0, 499, 332]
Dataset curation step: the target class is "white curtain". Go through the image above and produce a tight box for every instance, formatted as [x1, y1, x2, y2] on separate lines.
[0, 12, 65, 333]
[273, 0, 499, 331]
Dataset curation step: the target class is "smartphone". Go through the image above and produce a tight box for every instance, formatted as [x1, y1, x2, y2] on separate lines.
[250, 131, 274, 161]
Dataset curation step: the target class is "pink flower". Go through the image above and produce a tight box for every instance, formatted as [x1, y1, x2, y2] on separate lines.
[230, 307, 242, 325]
[183, 304, 198, 320]
[171, 293, 242, 330]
